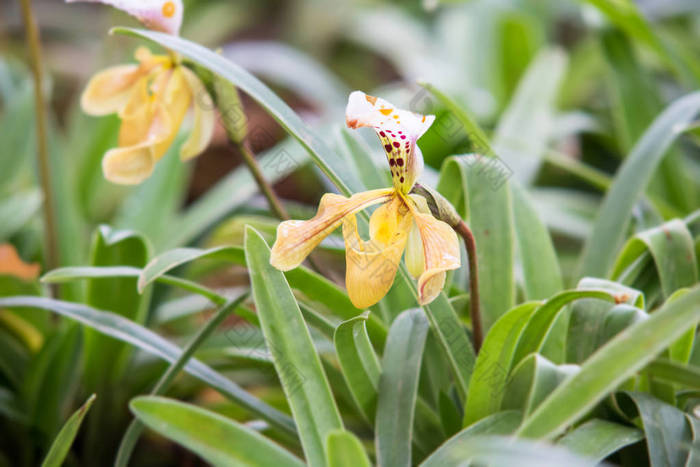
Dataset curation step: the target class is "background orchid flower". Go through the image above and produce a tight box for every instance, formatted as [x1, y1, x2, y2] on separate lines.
[270, 91, 460, 308]
[70, 0, 215, 184]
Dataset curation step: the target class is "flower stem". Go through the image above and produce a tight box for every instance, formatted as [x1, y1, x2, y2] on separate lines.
[234, 139, 290, 220]
[231, 139, 331, 276]
[455, 220, 483, 353]
[20, 0, 59, 285]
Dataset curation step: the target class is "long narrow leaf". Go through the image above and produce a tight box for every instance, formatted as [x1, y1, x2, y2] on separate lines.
[245, 227, 342, 467]
[130, 396, 304, 467]
[375, 308, 429, 467]
[0, 296, 296, 435]
[516, 285, 700, 439]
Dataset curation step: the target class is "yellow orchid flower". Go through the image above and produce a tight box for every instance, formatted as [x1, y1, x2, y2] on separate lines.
[72, 0, 215, 184]
[270, 91, 460, 308]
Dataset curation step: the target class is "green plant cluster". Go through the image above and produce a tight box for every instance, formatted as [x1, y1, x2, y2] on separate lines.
[2, 0, 700, 466]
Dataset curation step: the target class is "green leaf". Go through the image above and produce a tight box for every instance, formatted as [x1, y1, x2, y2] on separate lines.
[557, 419, 643, 463]
[421, 411, 522, 466]
[516, 285, 700, 439]
[612, 219, 698, 299]
[138, 246, 243, 293]
[512, 289, 615, 366]
[0, 80, 34, 188]
[422, 435, 592, 467]
[83, 226, 151, 390]
[40, 394, 96, 467]
[579, 0, 700, 86]
[333, 311, 381, 423]
[137, 246, 387, 341]
[115, 294, 250, 467]
[646, 358, 700, 390]
[463, 302, 540, 426]
[375, 308, 429, 467]
[130, 396, 304, 467]
[0, 190, 42, 240]
[511, 183, 563, 301]
[42, 266, 225, 306]
[566, 278, 644, 363]
[438, 155, 515, 332]
[23, 325, 82, 440]
[0, 296, 295, 436]
[579, 91, 700, 278]
[493, 48, 567, 183]
[245, 227, 342, 467]
[325, 430, 371, 467]
[427, 81, 562, 327]
[622, 392, 693, 467]
[502, 354, 578, 417]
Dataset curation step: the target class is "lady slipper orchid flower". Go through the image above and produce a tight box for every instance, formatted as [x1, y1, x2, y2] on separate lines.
[72, 0, 215, 184]
[270, 91, 460, 308]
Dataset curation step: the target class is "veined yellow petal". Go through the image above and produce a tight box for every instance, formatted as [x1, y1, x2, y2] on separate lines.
[81, 64, 141, 116]
[343, 196, 412, 309]
[270, 188, 394, 271]
[406, 201, 460, 305]
[180, 67, 215, 161]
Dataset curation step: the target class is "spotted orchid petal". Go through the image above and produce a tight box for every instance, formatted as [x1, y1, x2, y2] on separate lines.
[179, 67, 216, 161]
[66, 0, 183, 35]
[345, 90, 435, 194]
[270, 189, 394, 271]
[342, 196, 413, 308]
[405, 199, 460, 305]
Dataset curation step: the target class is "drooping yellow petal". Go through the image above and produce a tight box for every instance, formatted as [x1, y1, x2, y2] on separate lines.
[345, 90, 435, 194]
[406, 200, 460, 305]
[102, 144, 156, 185]
[342, 196, 413, 309]
[80, 64, 141, 116]
[103, 104, 172, 184]
[180, 66, 215, 161]
[66, 0, 184, 35]
[270, 188, 394, 271]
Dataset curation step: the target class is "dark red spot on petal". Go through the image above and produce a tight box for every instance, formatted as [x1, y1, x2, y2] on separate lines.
[379, 131, 386, 137]
[393, 142, 400, 148]
[384, 144, 392, 152]
[397, 158, 404, 167]
[389, 159, 395, 166]
[401, 135, 406, 139]
[400, 176, 405, 183]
